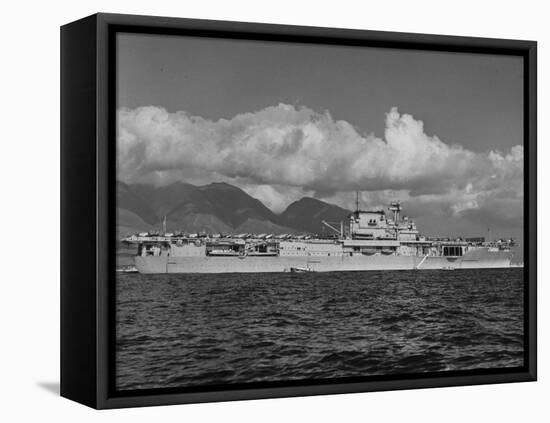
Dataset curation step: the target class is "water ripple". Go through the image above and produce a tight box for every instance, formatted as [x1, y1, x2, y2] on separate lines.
[116, 268, 524, 390]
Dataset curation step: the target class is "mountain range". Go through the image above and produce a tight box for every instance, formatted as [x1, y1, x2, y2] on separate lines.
[116, 181, 351, 238]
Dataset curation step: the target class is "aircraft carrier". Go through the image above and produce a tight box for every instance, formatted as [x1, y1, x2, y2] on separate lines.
[121, 201, 515, 274]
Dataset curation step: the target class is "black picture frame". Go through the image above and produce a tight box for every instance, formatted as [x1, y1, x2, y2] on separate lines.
[60, 12, 537, 409]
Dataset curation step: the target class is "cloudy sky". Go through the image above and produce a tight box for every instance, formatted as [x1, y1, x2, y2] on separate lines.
[116, 33, 524, 241]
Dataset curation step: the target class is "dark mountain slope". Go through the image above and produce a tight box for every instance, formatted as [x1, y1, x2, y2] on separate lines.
[280, 197, 351, 234]
[198, 182, 281, 228]
[130, 182, 199, 218]
[116, 181, 351, 236]
[116, 181, 158, 225]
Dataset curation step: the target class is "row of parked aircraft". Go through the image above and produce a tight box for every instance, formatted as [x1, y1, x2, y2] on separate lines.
[134, 231, 319, 240]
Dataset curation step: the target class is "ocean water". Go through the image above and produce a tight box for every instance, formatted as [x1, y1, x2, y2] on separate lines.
[115, 268, 524, 390]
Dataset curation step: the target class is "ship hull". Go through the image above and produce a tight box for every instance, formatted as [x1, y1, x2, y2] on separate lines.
[135, 248, 513, 274]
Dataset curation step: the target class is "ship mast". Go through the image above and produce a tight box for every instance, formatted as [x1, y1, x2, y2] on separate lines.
[389, 201, 402, 224]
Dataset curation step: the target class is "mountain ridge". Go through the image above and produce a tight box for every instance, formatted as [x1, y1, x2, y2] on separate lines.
[116, 181, 351, 238]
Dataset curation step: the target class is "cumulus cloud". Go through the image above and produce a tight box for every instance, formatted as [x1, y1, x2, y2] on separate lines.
[117, 104, 523, 231]
[117, 104, 475, 189]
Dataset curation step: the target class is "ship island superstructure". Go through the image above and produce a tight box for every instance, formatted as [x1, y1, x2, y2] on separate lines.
[122, 201, 515, 274]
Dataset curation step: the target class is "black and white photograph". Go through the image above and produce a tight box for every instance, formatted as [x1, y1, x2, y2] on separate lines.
[114, 31, 527, 392]
[2, 0, 546, 418]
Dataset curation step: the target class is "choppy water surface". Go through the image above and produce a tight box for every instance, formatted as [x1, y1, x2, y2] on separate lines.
[116, 268, 524, 390]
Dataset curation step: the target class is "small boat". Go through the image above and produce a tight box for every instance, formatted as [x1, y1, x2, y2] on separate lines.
[116, 265, 138, 273]
[289, 266, 314, 273]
